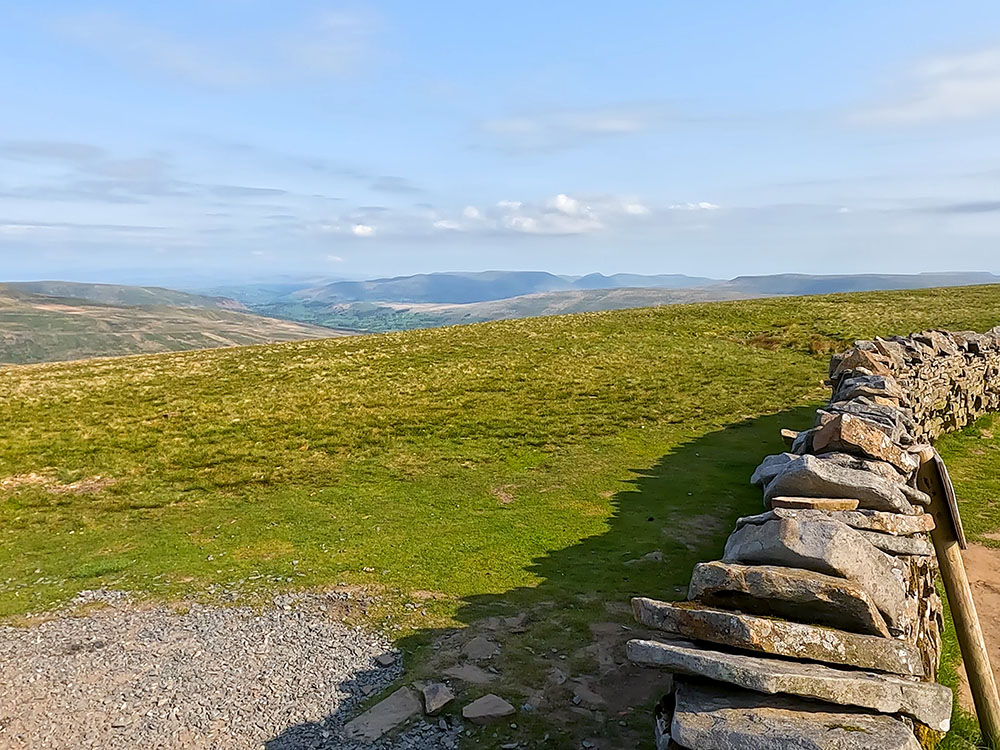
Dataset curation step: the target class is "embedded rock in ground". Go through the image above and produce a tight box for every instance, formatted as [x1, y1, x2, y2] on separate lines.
[763, 454, 914, 513]
[632, 597, 924, 676]
[855, 530, 934, 557]
[462, 694, 515, 725]
[344, 686, 422, 741]
[626, 639, 952, 731]
[771, 496, 860, 511]
[812, 413, 918, 472]
[688, 561, 890, 637]
[462, 636, 500, 661]
[670, 679, 922, 750]
[736, 508, 935, 536]
[443, 663, 496, 684]
[420, 682, 455, 716]
[723, 518, 907, 628]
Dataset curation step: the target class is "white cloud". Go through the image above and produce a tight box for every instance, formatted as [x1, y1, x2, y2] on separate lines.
[481, 104, 669, 151]
[462, 205, 481, 220]
[351, 223, 375, 237]
[326, 254, 344, 263]
[669, 201, 720, 211]
[551, 193, 580, 215]
[855, 45, 1000, 124]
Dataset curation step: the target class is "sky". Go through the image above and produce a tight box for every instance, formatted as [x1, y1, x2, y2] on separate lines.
[3, 1, 1000, 283]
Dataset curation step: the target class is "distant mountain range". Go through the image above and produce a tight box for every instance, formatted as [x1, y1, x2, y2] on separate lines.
[3, 281, 248, 310]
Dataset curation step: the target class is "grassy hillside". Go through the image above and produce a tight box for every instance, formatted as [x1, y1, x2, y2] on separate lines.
[4, 285, 1000, 746]
[2, 281, 246, 309]
[0, 289, 348, 365]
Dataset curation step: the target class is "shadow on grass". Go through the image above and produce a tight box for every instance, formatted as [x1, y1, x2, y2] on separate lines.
[267, 406, 817, 749]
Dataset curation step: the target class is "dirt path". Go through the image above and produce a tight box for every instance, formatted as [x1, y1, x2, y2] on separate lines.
[958, 543, 1000, 713]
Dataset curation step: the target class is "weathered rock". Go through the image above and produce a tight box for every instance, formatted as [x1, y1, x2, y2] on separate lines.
[344, 687, 421, 741]
[834, 374, 907, 405]
[771, 496, 860, 511]
[813, 413, 918, 472]
[462, 636, 499, 661]
[420, 682, 455, 716]
[670, 679, 922, 750]
[688, 561, 891, 637]
[443, 663, 496, 684]
[722, 518, 907, 628]
[820, 451, 911, 484]
[751, 452, 797, 487]
[833, 348, 894, 379]
[764, 454, 914, 513]
[374, 652, 397, 667]
[822, 397, 914, 444]
[632, 597, 924, 676]
[736, 507, 935, 536]
[462, 694, 515, 725]
[626, 639, 952, 731]
[856, 530, 934, 557]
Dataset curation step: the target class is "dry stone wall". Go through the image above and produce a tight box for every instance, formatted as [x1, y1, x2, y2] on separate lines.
[628, 327, 1000, 749]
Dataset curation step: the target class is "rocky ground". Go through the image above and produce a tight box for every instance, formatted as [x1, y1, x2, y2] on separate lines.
[0, 590, 461, 750]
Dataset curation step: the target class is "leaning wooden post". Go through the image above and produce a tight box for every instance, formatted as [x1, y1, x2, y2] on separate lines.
[917, 447, 1000, 748]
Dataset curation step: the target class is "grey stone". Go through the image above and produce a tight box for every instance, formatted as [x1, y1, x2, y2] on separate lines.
[834, 374, 907, 405]
[671, 679, 922, 750]
[688, 561, 891, 637]
[812, 413, 917, 472]
[723, 518, 908, 628]
[751, 452, 797, 487]
[763, 454, 914, 513]
[632, 597, 924, 676]
[856, 529, 934, 557]
[735, 507, 935, 536]
[344, 687, 422, 741]
[461, 694, 515, 725]
[462, 636, 499, 661]
[420, 682, 455, 716]
[375, 652, 397, 667]
[626, 639, 952, 731]
[443, 663, 496, 684]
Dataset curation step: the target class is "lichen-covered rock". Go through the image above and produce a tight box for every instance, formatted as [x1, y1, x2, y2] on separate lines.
[626, 639, 952, 731]
[688, 561, 891, 637]
[723, 518, 908, 628]
[632, 597, 924, 676]
[736, 507, 935, 536]
[670, 679, 922, 750]
[763, 454, 914, 513]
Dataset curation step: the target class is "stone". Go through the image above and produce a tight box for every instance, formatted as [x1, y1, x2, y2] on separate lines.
[834, 374, 907, 405]
[462, 694, 515, 725]
[626, 639, 952, 731]
[770, 496, 860, 511]
[375, 652, 397, 667]
[855, 530, 934, 557]
[750, 452, 797, 487]
[462, 636, 499, 661]
[688, 561, 891, 637]
[443, 663, 496, 684]
[735, 507, 935, 536]
[632, 597, 924, 676]
[420, 682, 455, 716]
[722, 518, 907, 628]
[547, 667, 568, 686]
[820, 451, 911, 484]
[780, 428, 799, 447]
[833, 348, 894, 379]
[670, 679, 922, 750]
[813, 413, 918, 472]
[344, 687, 422, 741]
[822, 397, 914, 444]
[572, 682, 607, 710]
[763, 454, 914, 514]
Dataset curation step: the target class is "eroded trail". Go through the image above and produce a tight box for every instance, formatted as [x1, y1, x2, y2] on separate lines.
[958, 543, 1000, 714]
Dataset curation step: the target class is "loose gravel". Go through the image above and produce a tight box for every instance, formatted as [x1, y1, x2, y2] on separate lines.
[0, 590, 461, 749]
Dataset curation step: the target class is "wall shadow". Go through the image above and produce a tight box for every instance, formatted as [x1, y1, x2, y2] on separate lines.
[267, 405, 817, 749]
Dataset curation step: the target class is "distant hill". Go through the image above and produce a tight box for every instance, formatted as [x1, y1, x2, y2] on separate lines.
[718, 272, 1000, 296]
[2, 281, 247, 310]
[0, 286, 349, 365]
[293, 270, 718, 305]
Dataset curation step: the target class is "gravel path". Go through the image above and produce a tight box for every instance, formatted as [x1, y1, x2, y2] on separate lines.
[0, 590, 460, 749]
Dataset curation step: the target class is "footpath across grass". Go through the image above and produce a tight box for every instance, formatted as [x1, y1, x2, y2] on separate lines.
[3, 285, 1000, 747]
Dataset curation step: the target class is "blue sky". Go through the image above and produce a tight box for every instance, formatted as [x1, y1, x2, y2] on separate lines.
[3, 1, 1000, 282]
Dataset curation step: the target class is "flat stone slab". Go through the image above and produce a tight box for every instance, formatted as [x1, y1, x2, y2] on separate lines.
[420, 682, 455, 716]
[764, 454, 914, 514]
[813, 413, 917, 472]
[462, 694, 515, 725]
[771, 496, 860, 511]
[689, 561, 890, 637]
[856, 529, 934, 557]
[632, 597, 924, 676]
[737, 508, 935, 536]
[344, 687, 421, 741]
[671, 679, 922, 750]
[723, 518, 908, 628]
[627, 639, 952, 731]
[443, 663, 496, 684]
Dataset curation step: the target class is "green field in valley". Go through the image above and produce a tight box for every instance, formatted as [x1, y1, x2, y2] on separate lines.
[4, 285, 1000, 747]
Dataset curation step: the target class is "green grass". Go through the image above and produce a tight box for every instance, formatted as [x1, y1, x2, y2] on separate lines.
[935, 414, 1000, 749]
[4, 284, 1000, 747]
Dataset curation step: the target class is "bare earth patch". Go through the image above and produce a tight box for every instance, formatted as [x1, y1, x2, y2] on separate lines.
[0, 591, 459, 750]
[957, 543, 1000, 714]
[0, 472, 115, 494]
